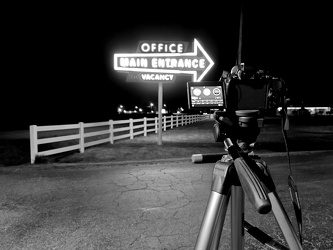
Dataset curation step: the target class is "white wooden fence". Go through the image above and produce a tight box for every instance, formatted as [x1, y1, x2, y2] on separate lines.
[29, 114, 210, 164]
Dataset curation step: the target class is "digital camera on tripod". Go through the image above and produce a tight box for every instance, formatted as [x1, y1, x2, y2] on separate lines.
[187, 64, 287, 150]
[187, 65, 303, 250]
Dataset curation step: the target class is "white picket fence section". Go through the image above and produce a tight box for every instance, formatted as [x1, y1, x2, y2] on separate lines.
[29, 114, 210, 164]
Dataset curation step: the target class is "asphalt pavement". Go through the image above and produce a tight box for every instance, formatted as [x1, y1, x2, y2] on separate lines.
[1, 150, 333, 249]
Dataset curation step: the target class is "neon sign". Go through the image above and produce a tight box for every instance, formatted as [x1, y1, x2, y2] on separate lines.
[114, 39, 214, 82]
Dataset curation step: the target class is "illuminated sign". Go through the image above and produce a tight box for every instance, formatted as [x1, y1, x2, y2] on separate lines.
[114, 39, 214, 82]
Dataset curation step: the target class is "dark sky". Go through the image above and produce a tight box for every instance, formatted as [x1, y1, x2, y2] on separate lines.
[2, 1, 331, 130]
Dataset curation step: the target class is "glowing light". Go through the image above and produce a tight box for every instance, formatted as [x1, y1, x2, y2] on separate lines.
[114, 39, 214, 82]
[277, 107, 331, 115]
[140, 42, 184, 53]
[141, 74, 174, 81]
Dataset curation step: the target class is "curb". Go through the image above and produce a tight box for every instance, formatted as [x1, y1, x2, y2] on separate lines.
[25, 149, 333, 169]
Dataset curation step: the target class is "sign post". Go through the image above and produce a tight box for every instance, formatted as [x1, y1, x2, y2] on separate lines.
[114, 39, 214, 145]
[158, 82, 163, 145]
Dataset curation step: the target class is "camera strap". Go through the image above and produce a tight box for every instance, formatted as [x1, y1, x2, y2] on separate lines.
[281, 98, 303, 244]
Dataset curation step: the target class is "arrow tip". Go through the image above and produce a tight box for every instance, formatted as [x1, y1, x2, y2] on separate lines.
[193, 38, 214, 82]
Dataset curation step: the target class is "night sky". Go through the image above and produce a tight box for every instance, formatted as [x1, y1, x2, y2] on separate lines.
[2, 1, 331, 130]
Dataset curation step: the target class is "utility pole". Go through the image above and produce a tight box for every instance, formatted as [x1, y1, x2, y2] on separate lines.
[237, 0, 244, 66]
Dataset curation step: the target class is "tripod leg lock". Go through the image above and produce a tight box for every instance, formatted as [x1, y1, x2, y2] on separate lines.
[211, 161, 236, 196]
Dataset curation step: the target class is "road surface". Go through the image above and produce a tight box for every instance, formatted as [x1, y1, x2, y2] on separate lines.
[1, 151, 332, 249]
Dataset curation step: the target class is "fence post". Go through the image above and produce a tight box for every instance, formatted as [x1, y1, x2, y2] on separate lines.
[163, 116, 166, 131]
[79, 122, 84, 153]
[144, 117, 147, 136]
[109, 119, 114, 144]
[155, 117, 158, 133]
[171, 115, 173, 129]
[176, 115, 179, 127]
[29, 125, 38, 164]
[130, 118, 134, 139]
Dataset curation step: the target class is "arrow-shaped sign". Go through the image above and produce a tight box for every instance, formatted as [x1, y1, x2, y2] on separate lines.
[114, 39, 214, 82]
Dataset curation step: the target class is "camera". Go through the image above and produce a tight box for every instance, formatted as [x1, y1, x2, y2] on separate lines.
[187, 66, 286, 145]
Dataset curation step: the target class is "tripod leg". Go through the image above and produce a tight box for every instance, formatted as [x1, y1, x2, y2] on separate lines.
[195, 161, 234, 250]
[195, 192, 230, 250]
[269, 192, 303, 250]
[253, 159, 303, 249]
[231, 186, 245, 250]
[209, 192, 230, 250]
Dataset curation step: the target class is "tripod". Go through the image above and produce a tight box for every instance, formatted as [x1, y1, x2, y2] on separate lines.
[194, 111, 303, 250]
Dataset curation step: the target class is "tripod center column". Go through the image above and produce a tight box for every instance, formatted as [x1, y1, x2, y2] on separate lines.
[231, 185, 245, 250]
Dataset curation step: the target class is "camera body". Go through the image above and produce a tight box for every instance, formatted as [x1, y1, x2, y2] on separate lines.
[187, 78, 277, 114]
[187, 68, 286, 144]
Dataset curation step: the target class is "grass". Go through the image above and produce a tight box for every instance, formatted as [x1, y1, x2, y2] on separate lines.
[0, 139, 30, 166]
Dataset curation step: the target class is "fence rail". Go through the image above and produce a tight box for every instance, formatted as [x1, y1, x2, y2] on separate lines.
[29, 114, 210, 164]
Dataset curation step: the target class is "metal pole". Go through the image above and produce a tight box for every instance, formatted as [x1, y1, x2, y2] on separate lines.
[231, 186, 245, 250]
[158, 82, 163, 145]
[237, 0, 244, 66]
[269, 192, 303, 249]
[195, 192, 227, 250]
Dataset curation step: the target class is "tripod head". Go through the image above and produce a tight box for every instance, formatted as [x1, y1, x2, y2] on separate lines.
[213, 109, 262, 151]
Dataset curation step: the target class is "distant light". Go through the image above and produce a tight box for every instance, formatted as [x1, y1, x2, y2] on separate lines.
[277, 107, 330, 111]
[277, 106, 331, 115]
